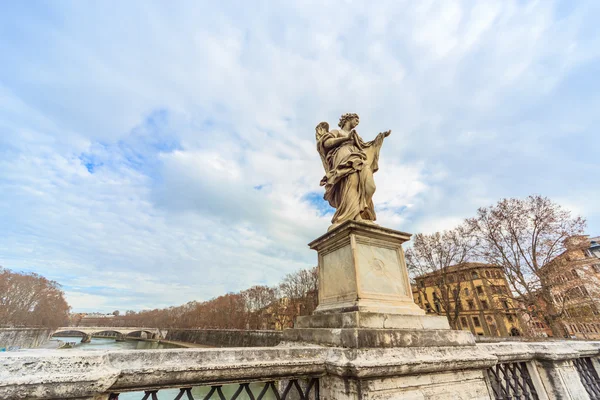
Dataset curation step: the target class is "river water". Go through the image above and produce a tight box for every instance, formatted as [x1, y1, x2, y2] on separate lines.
[51, 336, 274, 400]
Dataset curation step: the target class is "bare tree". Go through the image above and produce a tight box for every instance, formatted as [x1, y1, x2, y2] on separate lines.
[405, 225, 477, 329]
[278, 267, 318, 325]
[94, 266, 319, 331]
[241, 285, 277, 329]
[466, 195, 586, 337]
[0, 267, 70, 329]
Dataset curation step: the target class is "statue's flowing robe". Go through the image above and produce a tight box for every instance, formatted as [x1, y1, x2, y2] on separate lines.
[316, 129, 386, 225]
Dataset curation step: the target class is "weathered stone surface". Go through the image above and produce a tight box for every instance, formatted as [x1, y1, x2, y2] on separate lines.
[477, 341, 600, 362]
[321, 369, 492, 400]
[0, 328, 53, 349]
[295, 311, 450, 330]
[326, 346, 497, 378]
[0, 350, 120, 399]
[283, 327, 475, 348]
[106, 347, 325, 391]
[0, 347, 326, 399]
[165, 329, 282, 347]
[2, 340, 600, 399]
[536, 359, 589, 400]
[310, 221, 425, 316]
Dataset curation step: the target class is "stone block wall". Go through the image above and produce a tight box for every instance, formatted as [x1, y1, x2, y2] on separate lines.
[0, 328, 53, 349]
[165, 329, 283, 347]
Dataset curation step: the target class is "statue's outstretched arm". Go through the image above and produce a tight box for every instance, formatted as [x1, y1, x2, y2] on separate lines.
[361, 130, 392, 147]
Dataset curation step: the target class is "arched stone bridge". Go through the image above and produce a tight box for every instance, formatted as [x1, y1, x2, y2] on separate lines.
[53, 327, 165, 343]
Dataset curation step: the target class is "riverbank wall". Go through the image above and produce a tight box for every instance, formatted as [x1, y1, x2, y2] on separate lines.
[164, 329, 282, 347]
[0, 328, 53, 349]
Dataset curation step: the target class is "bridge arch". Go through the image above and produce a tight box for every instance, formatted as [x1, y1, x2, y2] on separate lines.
[52, 329, 95, 343]
[125, 330, 159, 339]
[52, 327, 164, 341]
[53, 329, 131, 343]
[52, 329, 88, 337]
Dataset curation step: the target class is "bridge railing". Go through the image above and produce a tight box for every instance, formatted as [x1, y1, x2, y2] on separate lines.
[0, 346, 325, 400]
[107, 378, 320, 400]
[478, 341, 600, 400]
[2, 341, 600, 399]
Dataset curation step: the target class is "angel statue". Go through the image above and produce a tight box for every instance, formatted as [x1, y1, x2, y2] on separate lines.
[315, 113, 391, 230]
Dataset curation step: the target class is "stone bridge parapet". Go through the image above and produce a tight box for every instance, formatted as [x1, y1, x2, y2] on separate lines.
[1, 340, 600, 399]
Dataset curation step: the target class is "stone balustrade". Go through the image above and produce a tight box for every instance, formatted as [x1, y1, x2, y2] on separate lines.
[1, 340, 600, 399]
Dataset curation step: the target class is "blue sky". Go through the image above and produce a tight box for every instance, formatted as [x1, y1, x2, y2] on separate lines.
[1, 1, 599, 312]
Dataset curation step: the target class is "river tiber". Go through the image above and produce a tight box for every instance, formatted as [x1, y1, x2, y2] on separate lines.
[2, 113, 600, 400]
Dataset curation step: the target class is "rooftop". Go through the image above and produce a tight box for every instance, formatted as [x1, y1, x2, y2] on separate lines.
[415, 262, 501, 280]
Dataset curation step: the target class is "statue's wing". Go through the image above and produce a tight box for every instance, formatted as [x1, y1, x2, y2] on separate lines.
[315, 122, 329, 141]
[315, 122, 331, 175]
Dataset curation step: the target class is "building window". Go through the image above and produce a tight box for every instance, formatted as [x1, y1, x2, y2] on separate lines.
[481, 300, 489, 310]
[571, 269, 578, 279]
[471, 271, 479, 279]
[507, 314, 514, 322]
[468, 300, 475, 310]
[555, 294, 563, 303]
[476, 286, 484, 295]
[461, 317, 468, 327]
[448, 275, 454, 283]
[485, 271, 491, 278]
[473, 316, 481, 327]
[501, 300, 509, 310]
[574, 287, 582, 297]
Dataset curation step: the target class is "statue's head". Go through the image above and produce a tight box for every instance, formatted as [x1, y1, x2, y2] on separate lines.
[338, 113, 359, 130]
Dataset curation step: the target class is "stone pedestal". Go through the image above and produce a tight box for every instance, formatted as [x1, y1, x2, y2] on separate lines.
[284, 221, 476, 348]
[309, 221, 425, 316]
[284, 311, 476, 348]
